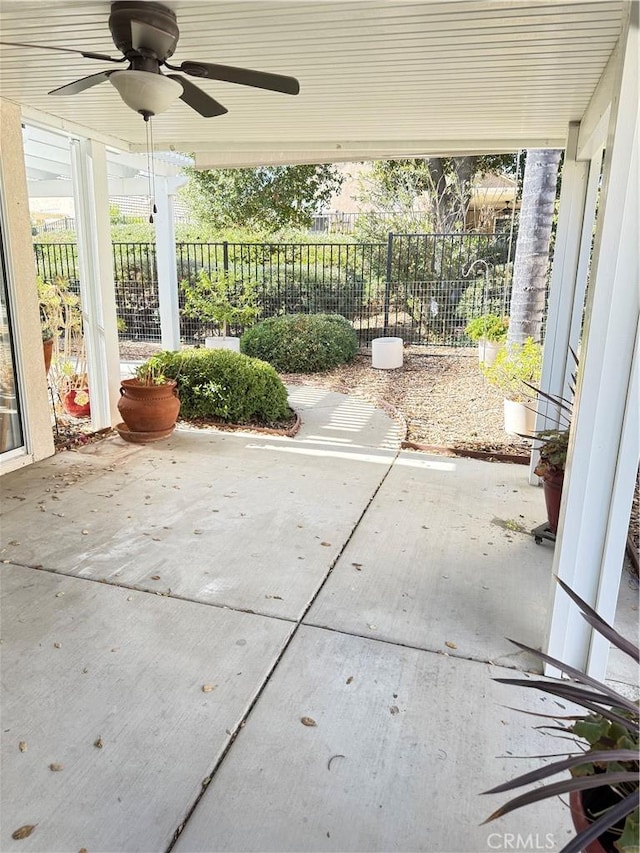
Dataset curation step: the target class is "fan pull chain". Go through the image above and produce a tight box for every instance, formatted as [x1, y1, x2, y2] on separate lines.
[149, 117, 158, 219]
[144, 116, 154, 223]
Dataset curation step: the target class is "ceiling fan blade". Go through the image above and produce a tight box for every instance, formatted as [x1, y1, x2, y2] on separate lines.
[130, 19, 176, 59]
[48, 71, 114, 97]
[166, 74, 228, 117]
[176, 61, 300, 95]
[0, 40, 124, 63]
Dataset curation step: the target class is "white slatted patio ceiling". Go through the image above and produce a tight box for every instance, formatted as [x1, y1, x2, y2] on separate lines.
[0, 1, 626, 166]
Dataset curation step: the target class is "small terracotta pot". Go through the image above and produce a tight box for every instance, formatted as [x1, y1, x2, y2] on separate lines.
[42, 337, 54, 374]
[117, 379, 180, 438]
[62, 389, 91, 418]
[542, 469, 564, 533]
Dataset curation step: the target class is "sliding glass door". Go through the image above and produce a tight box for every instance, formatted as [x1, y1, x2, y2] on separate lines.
[0, 210, 25, 456]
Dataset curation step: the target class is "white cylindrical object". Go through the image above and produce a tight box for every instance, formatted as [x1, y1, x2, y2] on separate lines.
[478, 340, 502, 366]
[503, 398, 536, 436]
[371, 337, 403, 369]
[205, 336, 241, 353]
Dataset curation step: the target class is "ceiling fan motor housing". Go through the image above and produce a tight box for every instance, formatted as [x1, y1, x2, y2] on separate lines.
[109, 1, 179, 60]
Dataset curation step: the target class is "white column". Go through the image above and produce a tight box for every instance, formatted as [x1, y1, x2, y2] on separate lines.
[529, 124, 591, 484]
[545, 2, 639, 678]
[155, 175, 184, 351]
[70, 138, 121, 429]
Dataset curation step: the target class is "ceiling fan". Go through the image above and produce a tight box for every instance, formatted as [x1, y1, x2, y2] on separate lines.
[1, 0, 300, 119]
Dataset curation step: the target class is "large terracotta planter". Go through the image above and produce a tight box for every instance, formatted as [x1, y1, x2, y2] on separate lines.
[117, 379, 180, 443]
[542, 469, 564, 534]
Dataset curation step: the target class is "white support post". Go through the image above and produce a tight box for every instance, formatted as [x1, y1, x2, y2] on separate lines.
[155, 176, 183, 351]
[70, 138, 121, 429]
[529, 124, 590, 485]
[545, 2, 639, 679]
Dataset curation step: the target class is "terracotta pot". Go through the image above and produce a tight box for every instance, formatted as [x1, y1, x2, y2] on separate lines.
[542, 469, 564, 533]
[117, 379, 180, 438]
[42, 337, 54, 374]
[569, 789, 619, 853]
[62, 388, 91, 418]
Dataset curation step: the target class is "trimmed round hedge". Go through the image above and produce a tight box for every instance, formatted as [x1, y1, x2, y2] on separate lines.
[240, 313, 358, 373]
[147, 348, 290, 424]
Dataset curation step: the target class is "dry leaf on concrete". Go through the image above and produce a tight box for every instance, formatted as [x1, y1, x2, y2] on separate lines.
[445, 641, 458, 649]
[12, 825, 37, 840]
[49, 763, 63, 771]
[201, 684, 217, 693]
[301, 716, 317, 727]
[94, 737, 103, 749]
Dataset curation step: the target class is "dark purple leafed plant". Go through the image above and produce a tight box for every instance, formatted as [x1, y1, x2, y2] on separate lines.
[482, 577, 639, 853]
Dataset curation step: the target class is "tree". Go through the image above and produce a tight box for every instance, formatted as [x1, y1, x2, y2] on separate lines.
[354, 154, 517, 240]
[182, 164, 343, 232]
[507, 149, 561, 345]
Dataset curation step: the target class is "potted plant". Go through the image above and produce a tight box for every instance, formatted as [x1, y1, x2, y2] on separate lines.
[181, 269, 259, 353]
[483, 577, 639, 853]
[522, 348, 577, 534]
[116, 354, 180, 443]
[530, 428, 570, 534]
[464, 314, 509, 365]
[482, 337, 542, 435]
[38, 276, 90, 418]
[41, 326, 54, 375]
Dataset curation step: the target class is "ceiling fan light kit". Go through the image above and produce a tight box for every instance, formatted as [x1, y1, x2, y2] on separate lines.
[109, 69, 182, 117]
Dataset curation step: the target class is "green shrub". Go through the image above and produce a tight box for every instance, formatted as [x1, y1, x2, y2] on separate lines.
[464, 314, 509, 342]
[241, 313, 358, 373]
[148, 349, 290, 424]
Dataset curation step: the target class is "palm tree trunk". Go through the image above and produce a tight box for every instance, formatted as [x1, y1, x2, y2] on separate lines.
[508, 149, 561, 344]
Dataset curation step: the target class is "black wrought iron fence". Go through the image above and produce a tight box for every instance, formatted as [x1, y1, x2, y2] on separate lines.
[34, 232, 514, 347]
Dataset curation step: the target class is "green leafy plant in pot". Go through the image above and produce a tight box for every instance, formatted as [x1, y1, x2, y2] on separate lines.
[117, 354, 181, 444]
[483, 577, 639, 853]
[181, 269, 259, 351]
[465, 314, 509, 365]
[482, 337, 542, 435]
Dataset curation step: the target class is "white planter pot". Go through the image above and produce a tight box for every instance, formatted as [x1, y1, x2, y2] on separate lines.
[205, 336, 241, 353]
[371, 336, 403, 369]
[478, 340, 502, 366]
[503, 398, 536, 436]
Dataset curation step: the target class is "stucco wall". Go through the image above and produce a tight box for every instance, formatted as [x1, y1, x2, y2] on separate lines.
[0, 98, 55, 473]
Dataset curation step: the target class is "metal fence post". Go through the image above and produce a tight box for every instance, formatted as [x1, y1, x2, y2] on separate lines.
[384, 231, 393, 335]
[222, 241, 229, 274]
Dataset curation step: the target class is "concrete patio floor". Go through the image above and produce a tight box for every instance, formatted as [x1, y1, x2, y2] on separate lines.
[1, 386, 637, 852]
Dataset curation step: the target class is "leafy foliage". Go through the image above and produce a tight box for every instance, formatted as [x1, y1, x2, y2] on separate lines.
[353, 155, 517, 240]
[241, 313, 358, 373]
[150, 348, 290, 424]
[182, 165, 344, 232]
[482, 338, 542, 402]
[464, 314, 509, 343]
[180, 270, 259, 337]
[483, 577, 639, 853]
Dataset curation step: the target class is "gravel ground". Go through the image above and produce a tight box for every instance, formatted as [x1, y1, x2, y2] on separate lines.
[281, 346, 529, 455]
